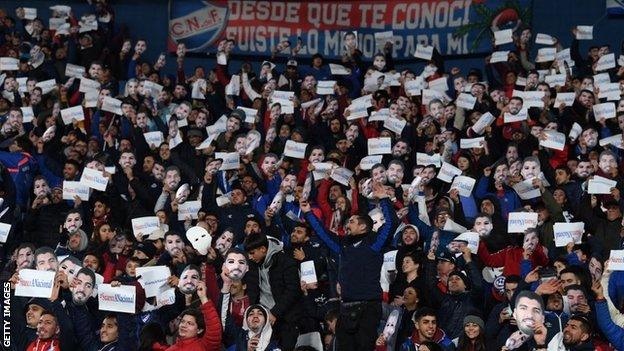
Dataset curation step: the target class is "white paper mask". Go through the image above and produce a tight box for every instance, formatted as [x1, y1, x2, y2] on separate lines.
[245, 130, 261, 155]
[175, 183, 190, 204]
[383, 310, 400, 339]
[215, 230, 234, 255]
[186, 226, 212, 255]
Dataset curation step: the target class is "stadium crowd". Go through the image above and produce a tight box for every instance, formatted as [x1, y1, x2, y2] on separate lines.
[1, 1, 624, 351]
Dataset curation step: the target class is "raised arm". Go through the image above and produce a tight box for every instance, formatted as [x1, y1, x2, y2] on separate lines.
[371, 196, 394, 252]
[301, 199, 340, 254]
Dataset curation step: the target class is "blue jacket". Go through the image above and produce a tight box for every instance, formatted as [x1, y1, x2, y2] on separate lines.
[305, 198, 393, 302]
[407, 202, 457, 255]
[0, 151, 36, 208]
[595, 299, 624, 351]
[474, 176, 521, 219]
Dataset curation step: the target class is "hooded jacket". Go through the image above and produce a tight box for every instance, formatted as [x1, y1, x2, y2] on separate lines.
[234, 305, 280, 351]
[425, 257, 483, 340]
[395, 327, 455, 351]
[251, 237, 302, 323]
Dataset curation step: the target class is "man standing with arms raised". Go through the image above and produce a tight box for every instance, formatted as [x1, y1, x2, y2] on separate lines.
[300, 182, 394, 351]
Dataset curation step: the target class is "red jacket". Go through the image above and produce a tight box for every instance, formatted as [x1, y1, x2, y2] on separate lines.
[153, 300, 222, 351]
[27, 339, 61, 351]
[477, 241, 549, 276]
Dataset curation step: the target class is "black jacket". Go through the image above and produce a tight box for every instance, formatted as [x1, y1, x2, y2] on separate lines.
[250, 237, 303, 323]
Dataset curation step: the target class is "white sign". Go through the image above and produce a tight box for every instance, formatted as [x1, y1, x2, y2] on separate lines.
[428, 77, 448, 92]
[136, 266, 171, 298]
[20, 106, 34, 123]
[522, 91, 546, 108]
[588, 175, 617, 194]
[539, 130, 566, 151]
[369, 108, 390, 122]
[471, 112, 495, 135]
[404, 77, 424, 96]
[284, 140, 308, 159]
[131, 216, 160, 238]
[598, 83, 621, 101]
[535, 33, 556, 45]
[460, 137, 484, 149]
[414, 44, 434, 60]
[329, 63, 349, 75]
[143, 131, 164, 148]
[62, 181, 90, 201]
[383, 117, 406, 135]
[490, 51, 509, 63]
[554, 222, 584, 247]
[0, 223, 11, 243]
[555, 92, 576, 107]
[450, 176, 475, 197]
[536, 47, 556, 62]
[225, 75, 240, 96]
[79, 78, 100, 93]
[60, 106, 85, 125]
[80, 167, 108, 191]
[360, 155, 383, 171]
[84, 90, 99, 108]
[36, 79, 57, 95]
[330, 167, 354, 186]
[346, 104, 369, 120]
[416, 152, 441, 167]
[596, 53, 616, 71]
[608, 250, 624, 271]
[576, 26, 593, 40]
[599, 134, 624, 149]
[300, 261, 317, 284]
[237, 106, 258, 124]
[422, 89, 447, 105]
[101, 96, 122, 115]
[23, 7, 37, 20]
[316, 80, 336, 95]
[15, 269, 55, 298]
[65, 63, 85, 78]
[98, 284, 136, 313]
[437, 162, 462, 183]
[312, 162, 334, 180]
[178, 200, 201, 220]
[504, 109, 528, 123]
[214, 152, 240, 170]
[0, 57, 19, 71]
[593, 102, 616, 120]
[508, 212, 539, 233]
[368, 137, 392, 155]
[544, 74, 566, 88]
[494, 29, 513, 45]
[512, 179, 541, 200]
[594, 73, 611, 87]
[456, 93, 476, 110]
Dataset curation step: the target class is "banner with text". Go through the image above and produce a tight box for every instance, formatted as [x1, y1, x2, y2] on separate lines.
[168, 0, 532, 59]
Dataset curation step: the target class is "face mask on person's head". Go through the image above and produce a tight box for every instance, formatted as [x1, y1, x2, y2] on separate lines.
[373, 56, 386, 70]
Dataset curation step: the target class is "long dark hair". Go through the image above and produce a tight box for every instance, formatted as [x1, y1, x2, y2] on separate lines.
[456, 325, 486, 351]
[138, 322, 166, 351]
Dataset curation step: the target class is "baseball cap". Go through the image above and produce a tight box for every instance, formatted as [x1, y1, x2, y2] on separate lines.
[437, 251, 456, 264]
